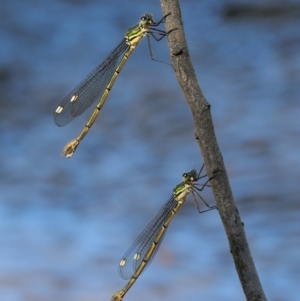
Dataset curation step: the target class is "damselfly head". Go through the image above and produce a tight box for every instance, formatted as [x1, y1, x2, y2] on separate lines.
[182, 169, 198, 183]
[139, 13, 155, 27]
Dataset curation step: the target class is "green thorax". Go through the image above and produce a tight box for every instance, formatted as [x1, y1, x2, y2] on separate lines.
[125, 13, 155, 46]
[173, 169, 198, 201]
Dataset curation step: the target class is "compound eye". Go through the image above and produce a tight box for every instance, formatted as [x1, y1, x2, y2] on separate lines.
[141, 16, 146, 21]
[183, 173, 188, 177]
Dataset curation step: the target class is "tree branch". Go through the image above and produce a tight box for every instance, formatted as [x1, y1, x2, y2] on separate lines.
[159, 1, 267, 300]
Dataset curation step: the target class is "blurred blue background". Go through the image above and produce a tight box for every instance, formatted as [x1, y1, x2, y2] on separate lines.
[0, 0, 299, 300]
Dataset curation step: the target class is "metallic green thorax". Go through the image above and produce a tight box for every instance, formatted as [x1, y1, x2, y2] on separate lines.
[125, 13, 155, 46]
[173, 169, 198, 200]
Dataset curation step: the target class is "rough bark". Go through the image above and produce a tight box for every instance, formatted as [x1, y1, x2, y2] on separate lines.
[159, 1, 267, 300]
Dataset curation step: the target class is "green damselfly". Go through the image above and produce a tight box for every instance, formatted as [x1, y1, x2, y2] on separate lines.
[111, 166, 216, 301]
[54, 13, 169, 158]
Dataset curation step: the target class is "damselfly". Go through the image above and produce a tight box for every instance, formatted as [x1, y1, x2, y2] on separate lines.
[54, 13, 168, 157]
[111, 166, 216, 301]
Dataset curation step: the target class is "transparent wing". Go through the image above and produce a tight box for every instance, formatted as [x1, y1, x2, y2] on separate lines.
[54, 39, 129, 126]
[118, 195, 177, 280]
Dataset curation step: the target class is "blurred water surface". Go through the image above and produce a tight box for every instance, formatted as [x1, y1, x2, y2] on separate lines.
[0, 0, 299, 300]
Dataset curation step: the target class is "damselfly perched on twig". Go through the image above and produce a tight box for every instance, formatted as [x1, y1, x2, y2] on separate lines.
[111, 166, 216, 301]
[54, 13, 169, 157]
